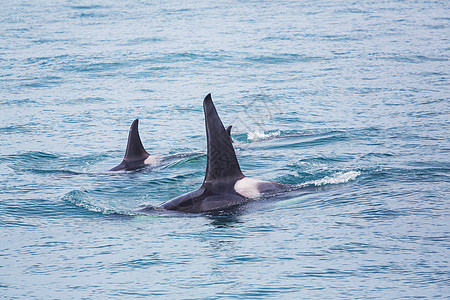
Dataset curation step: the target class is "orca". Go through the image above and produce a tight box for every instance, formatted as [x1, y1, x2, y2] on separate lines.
[111, 118, 234, 172]
[139, 94, 286, 213]
[110, 119, 161, 171]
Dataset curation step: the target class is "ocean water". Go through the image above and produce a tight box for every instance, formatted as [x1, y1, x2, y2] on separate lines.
[1, 0, 449, 298]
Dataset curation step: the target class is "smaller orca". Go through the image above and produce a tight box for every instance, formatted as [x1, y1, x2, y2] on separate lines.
[110, 119, 161, 171]
[139, 94, 286, 213]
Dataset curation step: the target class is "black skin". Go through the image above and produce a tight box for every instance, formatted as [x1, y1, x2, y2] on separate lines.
[110, 119, 150, 171]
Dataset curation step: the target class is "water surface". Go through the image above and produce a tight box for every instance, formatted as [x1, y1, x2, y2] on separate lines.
[1, 0, 449, 298]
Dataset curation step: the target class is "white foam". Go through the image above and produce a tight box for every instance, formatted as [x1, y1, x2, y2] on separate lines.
[301, 171, 360, 187]
[247, 130, 281, 142]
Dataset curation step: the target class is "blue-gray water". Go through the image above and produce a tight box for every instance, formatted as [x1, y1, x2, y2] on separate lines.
[1, 1, 449, 298]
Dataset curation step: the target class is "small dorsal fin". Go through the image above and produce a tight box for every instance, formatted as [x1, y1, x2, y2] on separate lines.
[202, 94, 244, 187]
[123, 119, 149, 161]
[110, 119, 150, 171]
[226, 125, 232, 136]
[226, 125, 234, 143]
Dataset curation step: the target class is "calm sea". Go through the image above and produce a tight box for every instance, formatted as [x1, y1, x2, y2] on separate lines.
[1, 0, 449, 298]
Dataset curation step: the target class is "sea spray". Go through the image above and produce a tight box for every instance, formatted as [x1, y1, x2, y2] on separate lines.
[247, 130, 281, 142]
[300, 171, 361, 187]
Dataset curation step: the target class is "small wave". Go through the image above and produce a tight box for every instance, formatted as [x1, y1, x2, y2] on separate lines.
[247, 130, 281, 142]
[19, 169, 83, 176]
[170, 153, 206, 167]
[300, 171, 360, 187]
[63, 190, 135, 215]
[6, 151, 60, 161]
[63, 190, 106, 214]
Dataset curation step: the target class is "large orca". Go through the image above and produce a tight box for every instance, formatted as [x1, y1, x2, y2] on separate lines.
[110, 119, 161, 171]
[139, 94, 286, 213]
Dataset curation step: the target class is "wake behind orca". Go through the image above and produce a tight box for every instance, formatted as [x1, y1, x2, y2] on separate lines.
[138, 94, 287, 214]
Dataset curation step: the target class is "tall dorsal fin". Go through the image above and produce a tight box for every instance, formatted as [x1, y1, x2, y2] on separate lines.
[109, 119, 150, 171]
[202, 94, 244, 186]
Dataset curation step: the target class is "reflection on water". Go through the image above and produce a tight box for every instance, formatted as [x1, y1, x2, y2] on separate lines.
[207, 213, 243, 228]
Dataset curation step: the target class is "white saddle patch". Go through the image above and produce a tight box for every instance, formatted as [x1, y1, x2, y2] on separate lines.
[144, 155, 161, 166]
[234, 177, 267, 199]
